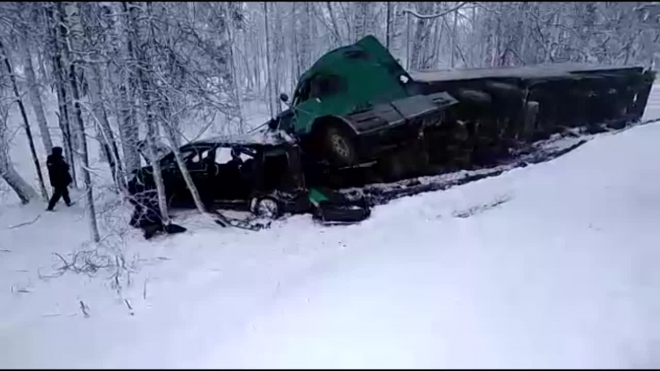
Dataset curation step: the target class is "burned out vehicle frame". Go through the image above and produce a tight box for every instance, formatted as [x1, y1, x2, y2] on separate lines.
[131, 133, 312, 219]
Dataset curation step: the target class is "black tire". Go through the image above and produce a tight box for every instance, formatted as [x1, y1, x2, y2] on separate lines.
[250, 196, 282, 219]
[377, 140, 430, 182]
[319, 124, 357, 167]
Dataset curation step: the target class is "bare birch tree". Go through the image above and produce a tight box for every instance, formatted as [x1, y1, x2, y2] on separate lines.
[60, 1, 100, 242]
[0, 39, 49, 200]
[0, 89, 38, 204]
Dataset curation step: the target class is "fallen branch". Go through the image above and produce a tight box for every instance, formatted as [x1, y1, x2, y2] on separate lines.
[79, 300, 90, 318]
[453, 194, 512, 218]
[7, 214, 41, 230]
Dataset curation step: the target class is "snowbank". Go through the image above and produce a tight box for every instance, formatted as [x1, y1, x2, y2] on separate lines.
[1, 84, 660, 368]
[2, 121, 660, 368]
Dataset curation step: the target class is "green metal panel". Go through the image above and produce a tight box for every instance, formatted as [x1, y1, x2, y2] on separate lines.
[282, 35, 412, 135]
[308, 187, 329, 206]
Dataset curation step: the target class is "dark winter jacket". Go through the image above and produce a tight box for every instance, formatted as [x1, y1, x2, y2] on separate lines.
[46, 148, 72, 188]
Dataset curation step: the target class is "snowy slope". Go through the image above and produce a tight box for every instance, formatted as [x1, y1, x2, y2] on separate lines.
[2, 119, 660, 368]
[1, 83, 660, 368]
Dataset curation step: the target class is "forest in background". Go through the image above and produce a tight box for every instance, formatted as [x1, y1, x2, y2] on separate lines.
[0, 2, 659, 241]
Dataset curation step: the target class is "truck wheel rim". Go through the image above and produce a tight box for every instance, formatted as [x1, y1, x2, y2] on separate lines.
[257, 199, 278, 218]
[331, 134, 350, 158]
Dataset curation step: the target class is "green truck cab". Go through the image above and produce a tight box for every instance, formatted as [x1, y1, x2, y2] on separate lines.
[269, 35, 457, 168]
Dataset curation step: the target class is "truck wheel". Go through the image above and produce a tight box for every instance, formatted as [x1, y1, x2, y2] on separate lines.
[250, 196, 282, 219]
[320, 125, 357, 167]
[377, 141, 429, 181]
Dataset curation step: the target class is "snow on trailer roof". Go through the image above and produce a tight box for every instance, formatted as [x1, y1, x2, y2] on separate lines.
[410, 63, 644, 83]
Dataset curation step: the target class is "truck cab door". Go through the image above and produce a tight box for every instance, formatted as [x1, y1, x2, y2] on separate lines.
[290, 76, 322, 135]
[290, 74, 346, 135]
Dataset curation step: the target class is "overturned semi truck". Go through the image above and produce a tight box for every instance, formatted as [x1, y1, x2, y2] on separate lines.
[412, 63, 656, 169]
[266, 35, 656, 187]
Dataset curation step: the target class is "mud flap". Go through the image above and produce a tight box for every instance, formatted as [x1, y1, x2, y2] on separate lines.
[313, 203, 372, 225]
[309, 188, 371, 225]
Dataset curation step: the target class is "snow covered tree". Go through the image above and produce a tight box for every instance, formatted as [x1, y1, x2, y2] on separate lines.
[59, 1, 100, 242]
[0, 39, 49, 200]
[0, 86, 38, 204]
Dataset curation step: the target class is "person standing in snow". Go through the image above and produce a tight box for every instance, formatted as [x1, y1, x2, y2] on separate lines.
[46, 146, 73, 211]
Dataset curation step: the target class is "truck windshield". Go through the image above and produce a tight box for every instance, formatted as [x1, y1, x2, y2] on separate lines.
[310, 74, 344, 99]
[293, 74, 344, 105]
[292, 79, 311, 106]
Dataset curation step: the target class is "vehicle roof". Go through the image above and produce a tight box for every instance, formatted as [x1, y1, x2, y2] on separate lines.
[410, 63, 645, 83]
[180, 129, 296, 151]
[297, 35, 408, 84]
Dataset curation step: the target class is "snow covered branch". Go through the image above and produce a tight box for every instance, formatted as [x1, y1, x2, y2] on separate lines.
[402, 2, 469, 20]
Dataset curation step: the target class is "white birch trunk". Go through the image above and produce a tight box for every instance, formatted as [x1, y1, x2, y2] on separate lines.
[0, 106, 38, 204]
[21, 40, 53, 155]
[86, 63, 123, 187]
[264, 2, 274, 117]
[62, 1, 100, 242]
[326, 2, 343, 46]
[300, 2, 311, 71]
[354, 2, 369, 41]
[116, 2, 141, 175]
[0, 40, 49, 200]
[47, 3, 78, 188]
[162, 113, 207, 214]
[131, 1, 170, 224]
[225, 5, 245, 133]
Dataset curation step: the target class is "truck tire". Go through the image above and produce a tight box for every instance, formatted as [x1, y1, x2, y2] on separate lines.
[377, 140, 429, 182]
[249, 196, 282, 219]
[319, 124, 357, 167]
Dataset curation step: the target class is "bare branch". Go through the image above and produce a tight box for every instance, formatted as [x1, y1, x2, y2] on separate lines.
[7, 214, 41, 230]
[402, 2, 469, 20]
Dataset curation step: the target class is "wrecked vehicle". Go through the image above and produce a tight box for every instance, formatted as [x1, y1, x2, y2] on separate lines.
[266, 35, 656, 186]
[130, 131, 370, 224]
[268, 35, 458, 177]
[129, 35, 655, 228]
[133, 131, 308, 218]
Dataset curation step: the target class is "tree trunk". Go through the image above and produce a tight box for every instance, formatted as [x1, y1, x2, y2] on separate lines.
[291, 2, 298, 89]
[406, 11, 411, 70]
[131, 1, 170, 224]
[45, 4, 77, 188]
[326, 2, 343, 46]
[21, 39, 53, 155]
[62, 1, 100, 242]
[410, 2, 434, 70]
[161, 106, 207, 214]
[0, 107, 38, 204]
[116, 2, 141, 175]
[300, 2, 311, 72]
[451, 6, 458, 68]
[225, 5, 245, 134]
[431, 3, 443, 68]
[0, 40, 49, 201]
[0, 156, 39, 204]
[55, 4, 82, 155]
[86, 63, 124, 188]
[273, 3, 283, 115]
[354, 2, 369, 41]
[386, 2, 392, 49]
[264, 1, 274, 117]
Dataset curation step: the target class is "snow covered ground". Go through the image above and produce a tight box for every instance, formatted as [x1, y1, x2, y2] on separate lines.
[2, 87, 660, 368]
